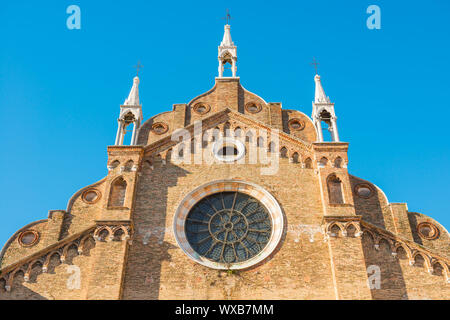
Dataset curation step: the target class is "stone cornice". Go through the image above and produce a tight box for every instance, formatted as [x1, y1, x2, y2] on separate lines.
[0, 221, 133, 291]
[361, 220, 450, 266]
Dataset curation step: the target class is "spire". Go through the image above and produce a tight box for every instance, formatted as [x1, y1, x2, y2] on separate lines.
[312, 74, 340, 142]
[115, 75, 143, 146]
[220, 24, 234, 47]
[314, 75, 330, 103]
[124, 76, 140, 106]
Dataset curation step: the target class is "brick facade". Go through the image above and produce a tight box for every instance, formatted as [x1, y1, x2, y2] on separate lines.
[0, 78, 448, 300]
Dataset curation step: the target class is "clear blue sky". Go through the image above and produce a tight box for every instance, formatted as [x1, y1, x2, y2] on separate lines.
[1, 1, 449, 246]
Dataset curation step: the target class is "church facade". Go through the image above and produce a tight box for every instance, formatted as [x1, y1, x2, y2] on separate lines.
[0, 24, 449, 300]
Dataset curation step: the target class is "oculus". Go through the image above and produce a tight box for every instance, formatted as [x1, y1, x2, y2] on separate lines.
[354, 183, 374, 199]
[193, 103, 210, 115]
[245, 102, 262, 114]
[417, 222, 439, 240]
[152, 122, 169, 135]
[18, 230, 39, 247]
[173, 180, 284, 270]
[82, 188, 101, 204]
[185, 192, 272, 265]
[288, 118, 305, 131]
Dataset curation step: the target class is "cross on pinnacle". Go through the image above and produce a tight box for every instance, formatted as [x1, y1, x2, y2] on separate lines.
[310, 57, 319, 75]
[134, 61, 143, 76]
[222, 9, 232, 25]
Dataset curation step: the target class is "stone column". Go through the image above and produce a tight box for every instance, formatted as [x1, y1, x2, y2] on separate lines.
[232, 59, 236, 77]
[115, 120, 123, 145]
[316, 119, 324, 142]
[331, 117, 339, 142]
[130, 121, 137, 146]
[218, 60, 223, 77]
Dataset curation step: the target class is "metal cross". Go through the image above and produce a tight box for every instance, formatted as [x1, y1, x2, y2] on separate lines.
[310, 57, 319, 75]
[134, 61, 143, 76]
[222, 9, 232, 24]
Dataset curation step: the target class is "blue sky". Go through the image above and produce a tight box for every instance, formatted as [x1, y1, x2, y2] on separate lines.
[0, 1, 449, 246]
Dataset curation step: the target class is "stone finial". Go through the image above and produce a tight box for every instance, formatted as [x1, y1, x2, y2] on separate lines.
[123, 76, 140, 106]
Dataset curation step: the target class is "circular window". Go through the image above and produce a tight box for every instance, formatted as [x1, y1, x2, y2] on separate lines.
[185, 192, 272, 265]
[173, 180, 284, 270]
[417, 222, 439, 240]
[245, 103, 262, 114]
[152, 122, 169, 135]
[212, 137, 245, 162]
[354, 184, 374, 199]
[193, 103, 210, 115]
[82, 189, 101, 204]
[288, 118, 305, 131]
[18, 230, 39, 247]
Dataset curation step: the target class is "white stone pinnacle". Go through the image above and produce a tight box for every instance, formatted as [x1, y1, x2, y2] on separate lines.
[124, 76, 140, 106]
[314, 74, 330, 104]
[220, 24, 234, 47]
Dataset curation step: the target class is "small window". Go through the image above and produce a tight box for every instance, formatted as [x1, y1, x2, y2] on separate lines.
[417, 222, 439, 240]
[193, 103, 210, 115]
[18, 230, 39, 247]
[218, 146, 238, 157]
[82, 189, 101, 204]
[213, 138, 245, 162]
[108, 178, 127, 208]
[288, 118, 305, 131]
[304, 158, 312, 169]
[328, 175, 344, 204]
[245, 103, 261, 114]
[354, 184, 374, 199]
[334, 157, 343, 168]
[152, 122, 168, 135]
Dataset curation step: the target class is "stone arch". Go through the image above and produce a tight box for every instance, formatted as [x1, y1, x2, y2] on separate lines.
[327, 174, 344, 204]
[124, 160, 134, 171]
[304, 157, 312, 169]
[431, 260, 447, 277]
[280, 147, 288, 158]
[112, 226, 130, 241]
[268, 141, 276, 153]
[319, 157, 328, 167]
[61, 242, 79, 263]
[109, 160, 120, 170]
[245, 130, 254, 144]
[25, 260, 43, 282]
[334, 157, 343, 168]
[412, 251, 432, 271]
[393, 242, 412, 260]
[257, 136, 264, 147]
[223, 122, 231, 137]
[94, 226, 113, 242]
[291, 152, 300, 163]
[344, 222, 361, 237]
[79, 235, 91, 254]
[234, 127, 242, 138]
[43, 251, 61, 273]
[327, 223, 343, 237]
[108, 177, 127, 208]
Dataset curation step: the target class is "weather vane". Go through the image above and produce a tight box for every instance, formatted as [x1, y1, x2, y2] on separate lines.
[222, 9, 232, 24]
[134, 61, 143, 76]
[310, 57, 319, 75]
